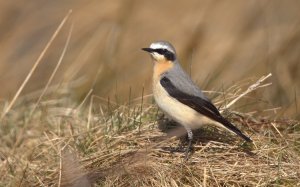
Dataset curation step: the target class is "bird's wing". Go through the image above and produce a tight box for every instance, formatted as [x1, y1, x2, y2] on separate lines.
[160, 76, 251, 142]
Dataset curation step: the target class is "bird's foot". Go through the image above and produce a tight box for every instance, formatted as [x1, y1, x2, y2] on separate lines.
[184, 141, 194, 161]
[170, 144, 185, 153]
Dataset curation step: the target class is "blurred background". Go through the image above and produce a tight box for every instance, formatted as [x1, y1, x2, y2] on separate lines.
[0, 0, 299, 118]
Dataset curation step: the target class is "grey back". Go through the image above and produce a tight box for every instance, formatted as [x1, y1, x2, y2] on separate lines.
[163, 61, 209, 100]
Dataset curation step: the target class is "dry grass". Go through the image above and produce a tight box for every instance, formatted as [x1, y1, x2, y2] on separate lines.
[0, 1, 300, 118]
[0, 78, 299, 186]
[1, 1, 300, 186]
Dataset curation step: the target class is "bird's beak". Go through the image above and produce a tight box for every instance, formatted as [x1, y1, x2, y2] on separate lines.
[141, 48, 154, 53]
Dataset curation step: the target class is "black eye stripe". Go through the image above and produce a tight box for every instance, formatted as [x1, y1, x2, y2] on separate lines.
[153, 49, 167, 55]
[153, 48, 176, 61]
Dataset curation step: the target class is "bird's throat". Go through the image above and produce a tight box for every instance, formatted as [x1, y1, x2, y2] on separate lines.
[153, 60, 173, 78]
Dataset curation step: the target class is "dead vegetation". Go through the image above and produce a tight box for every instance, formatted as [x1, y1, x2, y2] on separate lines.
[0, 75, 299, 186]
[0, 1, 300, 118]
[0, 2, 300, 186]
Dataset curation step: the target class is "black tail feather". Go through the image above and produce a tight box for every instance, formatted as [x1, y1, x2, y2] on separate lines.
[217, 117, 252, 142]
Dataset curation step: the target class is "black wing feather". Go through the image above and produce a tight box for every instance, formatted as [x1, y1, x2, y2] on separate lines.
[160, 77, 251, 142]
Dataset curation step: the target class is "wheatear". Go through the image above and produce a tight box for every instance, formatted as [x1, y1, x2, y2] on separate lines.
[142, 41, 252, 158]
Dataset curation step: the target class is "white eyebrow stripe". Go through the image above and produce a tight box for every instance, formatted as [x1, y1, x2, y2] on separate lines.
[149, 43, 175, 54]
[150, 43, 166, 49]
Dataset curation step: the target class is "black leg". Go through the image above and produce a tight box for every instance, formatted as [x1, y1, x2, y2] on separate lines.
[185, 128, 193, 160]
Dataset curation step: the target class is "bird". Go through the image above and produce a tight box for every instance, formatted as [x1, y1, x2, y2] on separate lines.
[142, 41, 252, 159]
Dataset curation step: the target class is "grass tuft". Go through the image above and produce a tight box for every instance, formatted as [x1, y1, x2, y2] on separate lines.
[0, 79, 299, 186]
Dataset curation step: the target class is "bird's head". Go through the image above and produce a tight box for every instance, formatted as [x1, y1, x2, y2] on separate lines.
[142, 41, 177, 63]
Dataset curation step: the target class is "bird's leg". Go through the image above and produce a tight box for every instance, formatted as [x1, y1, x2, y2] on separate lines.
[172, 135, 186, 153]
[185, 128, 193, 160]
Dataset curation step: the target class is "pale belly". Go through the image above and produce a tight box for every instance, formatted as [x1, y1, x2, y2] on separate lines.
[153, 80, 216, 130]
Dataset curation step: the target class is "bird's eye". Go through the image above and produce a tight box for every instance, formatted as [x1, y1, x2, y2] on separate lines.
[155, 49, 168, 55]
[155, 49, 165, 55]
[153, 48, 175, 61]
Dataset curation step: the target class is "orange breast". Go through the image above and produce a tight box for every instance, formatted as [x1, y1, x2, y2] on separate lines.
[153, 60, 173, 78]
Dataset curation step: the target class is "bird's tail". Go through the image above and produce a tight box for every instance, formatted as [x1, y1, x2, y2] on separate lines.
[217, 117, 252, 142]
